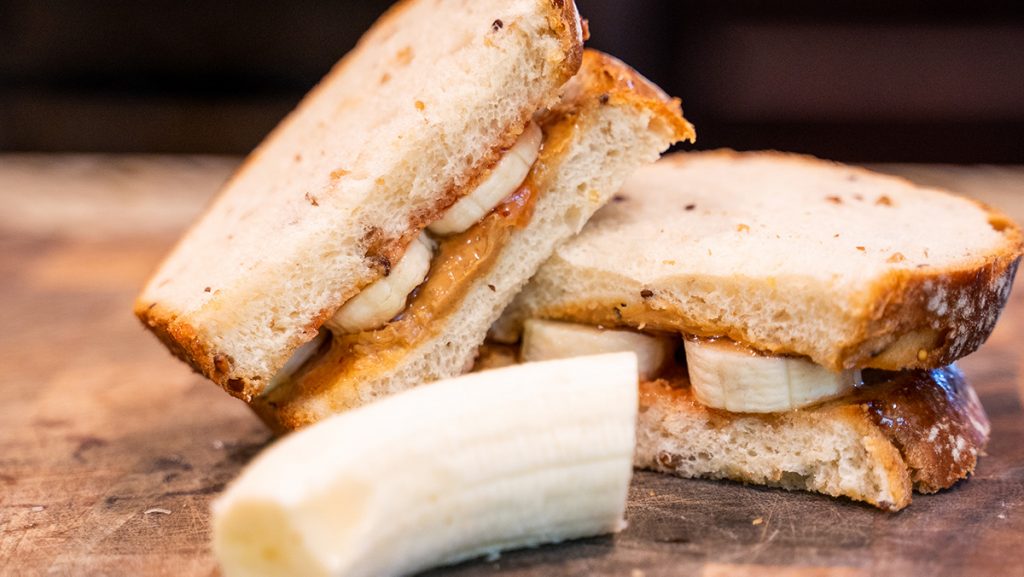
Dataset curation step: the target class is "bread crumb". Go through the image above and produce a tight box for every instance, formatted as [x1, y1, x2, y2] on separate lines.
[395, 46, 413, 65]
[752, 517, 763, 525]
[415, 100, 426, 111]
[876, 195, 893, 206]
[638, 323, 647, 330]
[144, 508, 171, 515]
[737, 224, 750, 232]
[662, 259, 676, 265]
[856, 246, 866, 251]
[825, 195, 842, 204]
[917, 349, 928, 362]
[887, 252, 905, 263]
[684, 203, 696, 211]
[304, 192, 319, 207]
[330, 168, 350, 180]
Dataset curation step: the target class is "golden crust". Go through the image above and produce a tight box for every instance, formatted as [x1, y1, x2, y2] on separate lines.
[568, 51, 695, 145]
[525, 150, 1021, 371]
[638, 365, 988, 511]
[546, 0, 585, 85]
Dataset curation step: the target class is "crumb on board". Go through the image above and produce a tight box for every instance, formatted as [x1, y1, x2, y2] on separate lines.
[144, 508, 172, 515]
[752, 517, 763, 525]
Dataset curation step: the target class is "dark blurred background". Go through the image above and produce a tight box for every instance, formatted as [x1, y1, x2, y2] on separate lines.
[1, 1, 1022, 162]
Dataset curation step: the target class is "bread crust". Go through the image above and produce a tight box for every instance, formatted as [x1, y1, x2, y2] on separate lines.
[134, 0, 588, 400]
[638, 365, 988, 510]
[502, 150, 1022, 371]
[255, 49, 693, 431]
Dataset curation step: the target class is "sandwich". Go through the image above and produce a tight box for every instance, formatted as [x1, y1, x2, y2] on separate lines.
[134, 0, 694, 431]
[489, 150, 1022, 510]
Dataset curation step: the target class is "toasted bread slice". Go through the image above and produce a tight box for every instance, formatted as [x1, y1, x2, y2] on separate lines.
[494, 151, 1023, 371]
[637, 366, 989, 511]
[253, 51, 694, 430]
[135, 0, 585, 400]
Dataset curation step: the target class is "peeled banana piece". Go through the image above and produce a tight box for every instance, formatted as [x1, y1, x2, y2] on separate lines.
[684, 338, 860, 413]
[213, 353, 639, 577]
[428, 123, 543, 236]
[326, 232, 434, 334]
[521, 319, 674, 381]
[265, 330, 327, 394]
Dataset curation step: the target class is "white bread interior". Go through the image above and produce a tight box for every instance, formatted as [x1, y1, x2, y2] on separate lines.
[256, 51, 695, 430]
[135, 0, 584, 399]
[494, 151, 1023, 372]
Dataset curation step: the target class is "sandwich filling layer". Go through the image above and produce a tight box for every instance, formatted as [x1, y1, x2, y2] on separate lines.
[492, 317, 990, 508]
[520, 319, 860, 413]
[262, 121, 557, 398]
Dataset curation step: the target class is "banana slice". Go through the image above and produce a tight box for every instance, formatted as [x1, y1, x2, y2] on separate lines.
[326, 232, 434, 334]
[264, 330, 327, 395]
[521, 319, 675, 381]
[684, 338, 861, 413]
[428, 123, 543, 236]
[213, 353, 638, 577]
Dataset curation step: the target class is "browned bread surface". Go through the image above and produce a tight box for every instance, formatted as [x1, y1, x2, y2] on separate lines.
[637, 365, 989, 511]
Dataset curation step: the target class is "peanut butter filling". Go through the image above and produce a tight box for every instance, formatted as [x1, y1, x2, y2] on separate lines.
[264, 180, 538, 406]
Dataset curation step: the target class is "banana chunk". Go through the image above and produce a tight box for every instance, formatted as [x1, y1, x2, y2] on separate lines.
[213, 353, 639, 577]
[428, 123, 543, 236]
[264, 330, 327, 395]
[521, 319, 675, 381]
[684, 338, 860, 413]
[327, 232, 433, 334]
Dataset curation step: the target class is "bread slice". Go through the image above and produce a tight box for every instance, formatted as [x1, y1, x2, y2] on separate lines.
[253, 51, 695, 430]
[494, 151, 1023, 371]
[637, 366, 989, 510]
[135, 0, 585, 400]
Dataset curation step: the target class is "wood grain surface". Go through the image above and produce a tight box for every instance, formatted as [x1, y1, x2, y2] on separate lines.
[1, 155, 1023, 577]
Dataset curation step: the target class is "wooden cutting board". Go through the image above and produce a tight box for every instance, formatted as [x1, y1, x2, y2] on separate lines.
[2, 156, 1023, 577]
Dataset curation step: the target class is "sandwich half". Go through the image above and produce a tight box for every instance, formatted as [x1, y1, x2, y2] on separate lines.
[134, 0, 694, 430]
[490, 150, 1022, 510]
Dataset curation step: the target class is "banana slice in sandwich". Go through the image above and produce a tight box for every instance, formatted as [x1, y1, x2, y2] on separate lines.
[428, 123, 543, 236]
[521, 319, 675, 381]
[213, 353, 638, 577]
[326, 233, 434, 334]
[684, 338, 861, 413]
[265, 331, 328, 394]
